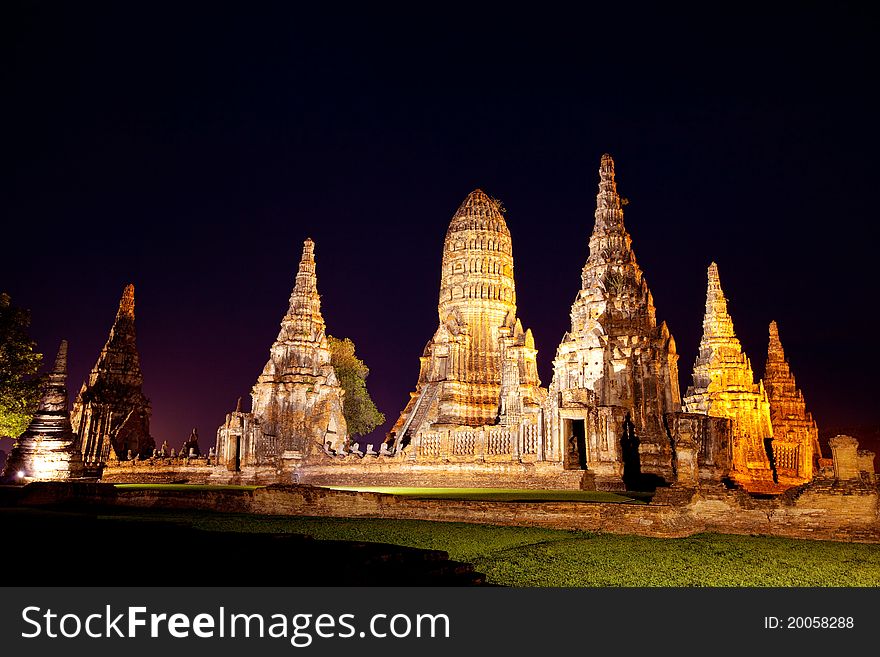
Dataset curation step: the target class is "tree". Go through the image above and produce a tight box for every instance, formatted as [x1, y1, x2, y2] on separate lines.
[327, 336, 384, 437]
[0, 293, 42, 438]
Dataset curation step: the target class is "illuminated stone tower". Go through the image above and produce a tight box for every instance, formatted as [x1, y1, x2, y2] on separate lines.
[547, 154, 681, 481]
[388, 189, 544, 451]
[683, 263, 774, 487]
[2, 341, 85, 482]
[216, 239, 348, 477]
[763, 320, 820, 484]
[72, 284, 153, 464]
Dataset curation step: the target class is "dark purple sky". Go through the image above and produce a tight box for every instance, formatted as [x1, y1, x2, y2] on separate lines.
[3, 4, 878, 458]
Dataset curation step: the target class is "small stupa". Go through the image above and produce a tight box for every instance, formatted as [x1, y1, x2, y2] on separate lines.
[2, 340, 85, 482]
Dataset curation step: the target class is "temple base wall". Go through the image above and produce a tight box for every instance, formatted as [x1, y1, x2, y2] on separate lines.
[212, 459, 595, 490]
[7, 480, 879, 544]
[99, 457, 216, 484]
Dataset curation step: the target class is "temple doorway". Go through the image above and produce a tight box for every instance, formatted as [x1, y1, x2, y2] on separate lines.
[620, 417, 641, 489]
[563, 418, 587, 470]
[228, 436, 241, 472]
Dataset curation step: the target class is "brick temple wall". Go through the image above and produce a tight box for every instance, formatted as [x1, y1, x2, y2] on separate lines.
[99, 458, 216, 484]
[300, 461, 591, 490]
[8, 480, 879, 544]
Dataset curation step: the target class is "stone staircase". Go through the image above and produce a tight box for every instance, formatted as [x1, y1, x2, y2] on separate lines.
[395, 382, 440, 450]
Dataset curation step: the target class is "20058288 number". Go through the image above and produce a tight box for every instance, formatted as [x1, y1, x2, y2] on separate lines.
[787, 617, 854, 629]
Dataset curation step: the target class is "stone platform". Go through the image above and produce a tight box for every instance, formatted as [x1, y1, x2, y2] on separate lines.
[5, 479, 878, 544]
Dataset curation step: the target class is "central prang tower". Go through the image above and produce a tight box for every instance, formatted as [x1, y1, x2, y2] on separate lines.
[388, 189, 544, 451]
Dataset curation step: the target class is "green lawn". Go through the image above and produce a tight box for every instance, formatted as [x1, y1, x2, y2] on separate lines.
[108, 510, 880, 586]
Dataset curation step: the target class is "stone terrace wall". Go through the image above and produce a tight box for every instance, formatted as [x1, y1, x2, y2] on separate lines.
[295, 461, 592, 490]
[99, 458, 216, 484]
[7, 480, 879, 544]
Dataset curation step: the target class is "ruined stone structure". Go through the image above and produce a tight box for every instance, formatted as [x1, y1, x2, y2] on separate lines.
[71, 284, 154, 464]
[215, 239, 348, 479]
[201, 154, 849, 494]
[2, 341, 85, 482]
[763, 321, 820, 485]
[181, 428, 201, 456]
[547, 154, 698, 487]
[683, 264, 774, 489]
[385, 189, 546, 462]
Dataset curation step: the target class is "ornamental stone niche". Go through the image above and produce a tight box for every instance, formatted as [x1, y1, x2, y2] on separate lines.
[2, 341, 85, 482]
[215, 239, 348, 480]
[71, 284, 154, 465]
[384, 188, 546, 460]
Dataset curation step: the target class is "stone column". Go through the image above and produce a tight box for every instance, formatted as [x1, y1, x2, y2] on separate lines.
[828, 435, 860, 481]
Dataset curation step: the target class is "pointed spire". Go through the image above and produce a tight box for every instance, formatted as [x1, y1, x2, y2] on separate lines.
[117, 283, 135, 319]
[594, 153, 624, 231]
[235, 397, 242, 413]
[278, 238, 325, 342]
[701, 262, 736, 340]
[584, 153, 634, 276]
[71, 283, 152, 464]
[763, 319, 820, 481]
[40, 340, 70, 413]
[52, 339, 68, 375]
[767, 320, 785, 363]
[706, 262, 725, 304]
[291, 238, 318, 298]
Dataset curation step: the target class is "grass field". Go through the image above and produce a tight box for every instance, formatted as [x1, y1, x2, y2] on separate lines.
[107, 509, 880, 586]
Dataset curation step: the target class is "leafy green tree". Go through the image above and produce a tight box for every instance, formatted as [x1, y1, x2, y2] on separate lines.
[328, 336, 384, 437]
[0, 293, 42, 438]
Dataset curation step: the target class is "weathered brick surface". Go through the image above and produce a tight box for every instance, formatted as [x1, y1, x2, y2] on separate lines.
[99, 459, 216, 484]
[9, 480, 878, 543]
[683, 263, 775, 489]
[72, 284, 154, 464]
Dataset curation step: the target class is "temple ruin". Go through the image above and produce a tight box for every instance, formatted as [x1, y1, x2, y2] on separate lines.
[2, 341, 85, 482]
[19, 152, 863, 500]
[215, 238, 348, 480]
[71, 284, 154, 465]
[682, 263, 775, 490]
[550, 154, 690, 488]
[385, 189, 546, 462]
[763, 320, 821, 485]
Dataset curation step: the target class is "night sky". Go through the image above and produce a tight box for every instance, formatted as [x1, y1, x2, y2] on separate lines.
[3, 4, 878, 460]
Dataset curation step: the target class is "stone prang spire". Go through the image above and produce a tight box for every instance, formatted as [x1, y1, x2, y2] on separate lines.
[683, 263, 775, 487]
[246, 238, 348, 457]
[763, 320, 821, 483]
[546, 154, 680, 481]
[72, 284, 154, 463]
[2, 340, 85, 482]
[582, 154, 633, 281]
[277, 237, 325, 343]
[387, 188, 545, 452]
[555, 153, 679, 409]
